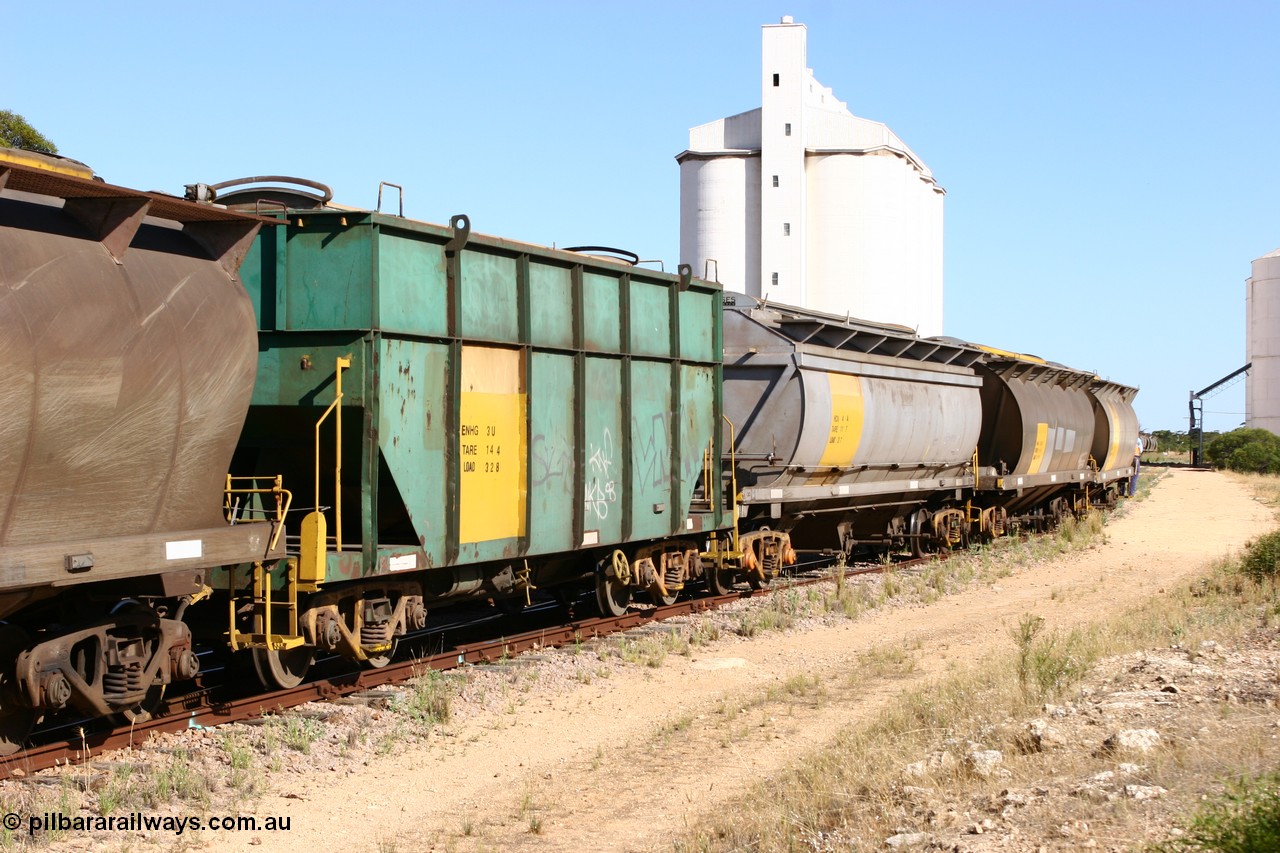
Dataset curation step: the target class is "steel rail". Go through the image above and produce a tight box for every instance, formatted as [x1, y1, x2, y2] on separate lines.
[0, 558, 905, 779]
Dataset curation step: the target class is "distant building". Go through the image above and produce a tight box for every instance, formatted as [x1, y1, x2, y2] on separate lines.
[1247, 248, 1280, 432]
[677, 16, 945, 336]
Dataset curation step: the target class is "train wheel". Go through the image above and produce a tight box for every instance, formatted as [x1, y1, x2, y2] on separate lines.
[746, 572, 769, 591]
[116, 683, 166, 725]
[0, 627, 34, 755]
[595, 575, 631, 616]
[595, 551, 633, 617]
[363, 638, 397, 669]
[909, 509, 931, 559]
[251, 645, 314, 691]
[652, 590, 678, 606]
[1050, 499, 1069, 529]
[707, 566, 735, 596]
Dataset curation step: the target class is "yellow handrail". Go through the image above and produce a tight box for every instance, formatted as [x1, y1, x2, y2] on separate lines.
[224, 474, 293, 552]
[723, 414, 740, 551]
[313, 356, 352, 550]
[702, 444, 712, 504]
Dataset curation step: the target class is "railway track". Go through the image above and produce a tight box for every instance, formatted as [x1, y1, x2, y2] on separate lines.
[0, 557, 897, 779]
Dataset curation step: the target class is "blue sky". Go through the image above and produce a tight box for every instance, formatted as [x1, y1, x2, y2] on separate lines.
[9, 1, 1276, 433]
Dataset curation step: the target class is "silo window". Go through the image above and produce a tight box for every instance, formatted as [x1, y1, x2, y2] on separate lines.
[783, 223, 791, 236]
[784, 123, 792, 136]
[772, 175, 779, 187]
[771, 272, 779, 287]
[772, 73, 780, 87]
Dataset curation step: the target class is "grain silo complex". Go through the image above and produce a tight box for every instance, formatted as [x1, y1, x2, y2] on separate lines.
[1247, 248, 1280, 433]
[677, 16, 945, 336]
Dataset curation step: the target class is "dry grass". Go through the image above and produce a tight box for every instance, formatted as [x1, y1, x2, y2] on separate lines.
[0, 777, 83, 847]
[678, 473, 1280, 853]
[614, 629, 690, 667]
[680, 560, 1280, 851]
[398, 669, 455, 727]
[1231, 470, 1280, 509]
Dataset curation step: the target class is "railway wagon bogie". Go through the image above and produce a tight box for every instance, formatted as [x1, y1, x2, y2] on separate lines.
[593, 540, 707, 616]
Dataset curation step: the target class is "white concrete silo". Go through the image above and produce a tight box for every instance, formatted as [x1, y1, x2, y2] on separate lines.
[677, 17, 945, 335]
[679, 112, 762, 294]
[1247, 249, 1280, 433]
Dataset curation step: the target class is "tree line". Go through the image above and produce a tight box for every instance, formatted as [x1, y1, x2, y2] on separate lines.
[1148, 428, 1280, 474]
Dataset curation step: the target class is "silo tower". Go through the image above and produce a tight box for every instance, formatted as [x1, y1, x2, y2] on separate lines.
[1247, 248, 1280, 433]
[677, 17, 945, 336]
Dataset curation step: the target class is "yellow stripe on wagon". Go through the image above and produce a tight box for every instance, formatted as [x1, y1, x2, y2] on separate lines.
[459, 346, 527, 543]
[1027, 422, 1049, 474]
[819, 373, 865, 467]
[1102, 401, 1121, 471]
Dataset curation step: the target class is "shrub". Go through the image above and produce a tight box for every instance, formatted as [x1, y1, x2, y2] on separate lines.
[1206, 429, 1280, 474]
[1239, 530, 1280, 581]
[1010, 613, 1095, 700]
[1155, 771, 1280, 853]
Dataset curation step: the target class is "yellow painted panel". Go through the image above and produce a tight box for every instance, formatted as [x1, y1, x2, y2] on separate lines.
[0, 147, 94, 179]
[975, 345, 1046, 365]
[298, 510, 327, 586]
[1102, 401, 1121, 470]
[1027, 422, 1049, 474]
[818, 373, 865, 467]
[459, 347, 527, 543]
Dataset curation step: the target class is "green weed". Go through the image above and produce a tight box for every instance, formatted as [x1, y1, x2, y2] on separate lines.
[1154, 771, 1280, 853]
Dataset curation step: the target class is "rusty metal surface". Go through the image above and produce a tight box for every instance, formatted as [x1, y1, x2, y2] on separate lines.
[0, 190, 262, 589]
[0, 161, 276, 225]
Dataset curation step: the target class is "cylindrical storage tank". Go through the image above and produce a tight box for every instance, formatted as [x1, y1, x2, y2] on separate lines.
[1247, 249, 1280, 433]
[805, 153, 943, 335]
[974, 363, 1096, 479]
[1247, 271, 1254, 424]
[679, 155, 761, 296]
[1089, 384, 1141, 481]
[919, 176, 944, 336]
[0, 193, 259, 552]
